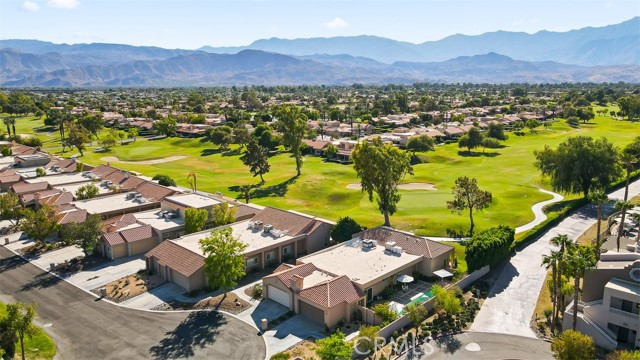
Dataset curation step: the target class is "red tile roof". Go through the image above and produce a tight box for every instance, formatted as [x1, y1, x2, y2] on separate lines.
[103, 225, 155, 246]
[145, 240, 205, 277]
[11, 182, 50, 195]
[251, 207, 316, 237]
[354, 226, 454, 259]
[10, 145, 38, 155]
[90, 164, 120, 178]
[134, 181, 176, 202]
[101, 213, 138, 233]
[0, 174, 22, 184]
[58, 209, 88, 225]
[264, 262, 318, 288]
[298, 275, 363, 308]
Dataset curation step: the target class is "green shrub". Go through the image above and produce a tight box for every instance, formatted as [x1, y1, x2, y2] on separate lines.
[270, 352, 289, 360]
[465, 225, 515, 271]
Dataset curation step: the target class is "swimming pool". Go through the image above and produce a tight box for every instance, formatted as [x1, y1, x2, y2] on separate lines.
[400, 289, 435, 314]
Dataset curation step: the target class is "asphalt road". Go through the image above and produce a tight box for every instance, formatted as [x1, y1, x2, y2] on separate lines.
[396, 332, 553, 360]
[0, 246, 266, 360]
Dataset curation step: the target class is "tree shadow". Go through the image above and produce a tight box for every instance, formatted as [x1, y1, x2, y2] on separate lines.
[456, 151, 500, 158]
[148, 311, 226, 360]
[222, 148, 242, 157]
[251, 176, 299, 199]
[434, 335, 463, 354]
[200, 148, 223, 157]
[0, 253, 24, 273]
[20, 271, 62, 292]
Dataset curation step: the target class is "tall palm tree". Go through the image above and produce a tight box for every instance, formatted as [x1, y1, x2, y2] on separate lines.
[564, 246, 597, 330]
[2, 117, 15, 137]
[619, 152, 637, 202]
[630, 212, 640, 243]
[614, 201, 635, 251]
[588, 189, 609, 253]
[542, 250, 563, 331]
[550, 234, 574, 319]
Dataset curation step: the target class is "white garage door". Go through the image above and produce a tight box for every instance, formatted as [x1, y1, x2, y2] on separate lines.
[268, 285, 291, 308]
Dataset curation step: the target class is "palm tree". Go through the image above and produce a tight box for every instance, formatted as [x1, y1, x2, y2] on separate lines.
[614, 201, 635, 251]
[542, 250, 563, 331]
[630, 212, 640, 242]
[2, 117, 15, 137]
[551, 234, 574, 319]
[619, 152, 637, 202]
[588, 189, 609, 252]
[564, 246, 597, 330]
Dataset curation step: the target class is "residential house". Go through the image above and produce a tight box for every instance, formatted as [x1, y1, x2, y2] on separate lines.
[145, 206, 333, 292]
[99, 225, 159, 260]
[262, 226, 454, 327]
[564, 252, 640, 350]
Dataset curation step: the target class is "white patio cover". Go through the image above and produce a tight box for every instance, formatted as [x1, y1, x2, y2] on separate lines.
[433, 269, 454, 279]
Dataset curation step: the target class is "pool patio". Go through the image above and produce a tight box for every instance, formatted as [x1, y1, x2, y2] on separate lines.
[388, 280, 434, 306]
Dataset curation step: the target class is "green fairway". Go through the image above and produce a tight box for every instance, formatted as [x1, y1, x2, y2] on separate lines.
[9, 111, 640, 236]
[0, 302, 57, 360]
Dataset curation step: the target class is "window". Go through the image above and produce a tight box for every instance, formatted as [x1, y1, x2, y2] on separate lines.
[266, 252, 273, 261]
[245, 258, 258, 267]
[283, 246, 291, 255]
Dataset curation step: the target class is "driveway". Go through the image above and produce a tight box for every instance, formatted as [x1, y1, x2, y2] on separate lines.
[0, 246, 266, 360]
[120, 282, 185, 310]
[471, 179, 640, 337]
[264, 315, 324, 356]
[66, 255, 146, 291]
[396, 332, 552, 360]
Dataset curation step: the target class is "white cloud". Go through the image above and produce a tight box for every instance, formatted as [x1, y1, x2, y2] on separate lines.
[22, 1, 40, 11]
[47, 0, 79, 9]
[323, 17, 349, 30]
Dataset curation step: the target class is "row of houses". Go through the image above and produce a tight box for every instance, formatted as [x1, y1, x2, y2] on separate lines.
[0, 144, 456, 329]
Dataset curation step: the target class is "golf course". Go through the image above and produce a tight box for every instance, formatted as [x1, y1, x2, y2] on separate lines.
[9, 107, 640, 237]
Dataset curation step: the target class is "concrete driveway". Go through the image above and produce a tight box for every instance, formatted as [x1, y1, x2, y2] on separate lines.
[264, 315, 324, 356]
[66, 256, 146, 291]
[120, 282, 185, 310]
[471, 179, 640, 337]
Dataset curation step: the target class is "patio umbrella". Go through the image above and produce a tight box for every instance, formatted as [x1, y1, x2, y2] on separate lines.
[397, 274, 414, 283]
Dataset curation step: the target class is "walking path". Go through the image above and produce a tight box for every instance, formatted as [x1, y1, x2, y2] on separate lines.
[471, 179, 640, 337]
[429, 188, 564, 242]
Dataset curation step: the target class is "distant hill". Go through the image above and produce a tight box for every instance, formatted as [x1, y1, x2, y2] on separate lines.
[4, 50, 639, 87]
[199, 17, 640, 65]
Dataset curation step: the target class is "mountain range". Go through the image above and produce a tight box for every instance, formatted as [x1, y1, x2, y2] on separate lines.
[0, 17, 638, 87]
[200, 17, 640, 65]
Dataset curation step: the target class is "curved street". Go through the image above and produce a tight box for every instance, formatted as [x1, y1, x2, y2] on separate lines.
[0, 246, 266, 360]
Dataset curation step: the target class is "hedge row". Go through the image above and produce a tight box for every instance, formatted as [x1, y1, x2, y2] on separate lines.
[514, 169, 640, 251]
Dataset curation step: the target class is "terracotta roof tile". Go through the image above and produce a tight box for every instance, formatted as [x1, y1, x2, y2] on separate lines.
[145, 240, 204, 277]
[354, 226, 453, 259]
[298, 275, 363, 308]
[90, 164, 120, 177]
[134, 181, 176, 202]
[10, 145, 38, 155]
[264, 263, 318, 288]
[58, 209, 88, 225]
[101, 213, 138, 233]
[234, 205, 258, 221]
[11, 182, 50, 195]
[102, 232, 125, 246]
[121, 225, 155, 243]
[251, 207, 316, 237]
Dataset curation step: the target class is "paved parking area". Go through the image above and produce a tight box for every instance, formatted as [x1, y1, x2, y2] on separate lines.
[264, 315, 324, 356]
[120, 282, 185, 309]
[238, 298, 289, 329]
[66, 256, 146, 291]
[30, 245, 85, 270]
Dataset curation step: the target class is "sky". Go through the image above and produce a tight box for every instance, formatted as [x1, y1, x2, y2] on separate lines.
[0, 0, 638, 49]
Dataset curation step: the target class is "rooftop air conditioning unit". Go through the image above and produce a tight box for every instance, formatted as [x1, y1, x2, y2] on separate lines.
[271, 229, 283, 238]
[126, 192, 136, 200]
[263, 225, 273, 233]
[385, 241, 396, 250]
[248, 221, 255, 229]
[254, 221, 263, 229]
[392, 246, 402, 254]
[362, 239, 376, 249]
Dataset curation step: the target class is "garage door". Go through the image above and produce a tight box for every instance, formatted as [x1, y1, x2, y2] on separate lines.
[268, 285, 291, 308]
[299, 300, 324, 324]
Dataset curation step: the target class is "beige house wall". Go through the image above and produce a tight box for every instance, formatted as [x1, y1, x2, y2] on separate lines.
[129, 237, 159, 256]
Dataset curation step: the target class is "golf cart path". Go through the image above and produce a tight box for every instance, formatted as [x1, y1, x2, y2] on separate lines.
[428, 188, 564, 242]
[470, 179, 640, 338]
[100, 155, 187, 165]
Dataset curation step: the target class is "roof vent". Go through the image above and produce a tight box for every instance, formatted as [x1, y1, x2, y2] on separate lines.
[385, 241, 396, 250]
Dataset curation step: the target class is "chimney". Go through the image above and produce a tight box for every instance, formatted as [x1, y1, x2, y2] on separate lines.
[290, 274, 304, 293]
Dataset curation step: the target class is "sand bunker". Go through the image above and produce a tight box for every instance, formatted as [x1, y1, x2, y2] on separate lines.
[347, 182, 437, 191]
[100, 155, 187, 165]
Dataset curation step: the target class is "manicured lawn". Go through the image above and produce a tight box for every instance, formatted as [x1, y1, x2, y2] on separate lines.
[443, 241, 468, 274]
[9, 111, 640, 236]
[0, 302, 57, 360]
